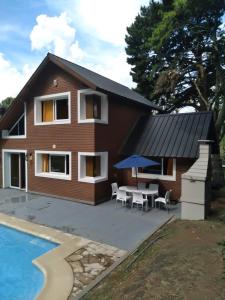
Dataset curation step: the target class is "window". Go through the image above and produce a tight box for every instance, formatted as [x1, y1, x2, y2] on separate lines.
[8, 114, 25, 136]
[85, 94, 101, 120]
[134, 158, 176, 181]
[34, 92, 71, 125]
[35, 151, 71, 180]
[2, 103, 26, 139]
[78, 152, 108, 183]
[86, 156, 101, 177]
[78, 89, 108, 124]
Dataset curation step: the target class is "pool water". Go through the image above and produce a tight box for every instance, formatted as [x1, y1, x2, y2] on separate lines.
[0, 225, 58, 300]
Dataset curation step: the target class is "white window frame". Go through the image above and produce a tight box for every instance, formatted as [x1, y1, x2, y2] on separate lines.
[34, 92, 71, 125]
[2, 149, 28, 192]
[2, 103, 27, 139]
[133, 158, 176, 181]
[77, 89, 108, 124]
[78, 152, 108, 183]
[35, 150, 72, 180]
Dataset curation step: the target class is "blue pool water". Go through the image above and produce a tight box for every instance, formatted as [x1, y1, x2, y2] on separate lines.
[0, 225, 58, 300]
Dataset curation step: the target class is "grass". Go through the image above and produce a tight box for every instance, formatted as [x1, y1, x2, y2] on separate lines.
[83, 187, 225, 300]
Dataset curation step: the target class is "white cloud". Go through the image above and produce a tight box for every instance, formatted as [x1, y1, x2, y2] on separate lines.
[0, 53, 34, 100]
[30, 12, 84, 62]
[29, 10, 135, 87]
[48, 0, 149, 46]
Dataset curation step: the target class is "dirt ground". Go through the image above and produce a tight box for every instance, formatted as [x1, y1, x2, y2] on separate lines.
[84, 188, 225, 300]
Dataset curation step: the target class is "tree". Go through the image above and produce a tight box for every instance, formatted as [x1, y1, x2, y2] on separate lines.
[0, 97, 14, 110]
[125, 0, 225, 141]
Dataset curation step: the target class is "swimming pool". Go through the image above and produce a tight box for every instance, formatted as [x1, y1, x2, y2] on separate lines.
[0, 224, 58, 300]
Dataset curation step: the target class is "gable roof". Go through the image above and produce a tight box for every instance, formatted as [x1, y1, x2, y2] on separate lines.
[48, 53, 160, 109]
[0, 53, 161, 129]
[121, 111, 216, 159]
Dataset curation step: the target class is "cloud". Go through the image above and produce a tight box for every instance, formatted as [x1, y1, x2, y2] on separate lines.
[29, 10, 134, 87]
[30, 12, 84, 62]
[1, 0, 147, 101]
[48, 0, 149, 46]
[0, 53, 34, 100]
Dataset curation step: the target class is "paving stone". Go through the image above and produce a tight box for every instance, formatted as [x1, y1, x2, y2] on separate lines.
[76, 273, 94, 285]
[69, 254, 83, 262]
[71, 261, 84, 273]
[73, 278, 83, 289]
[85, 263, 105, 273]
[88, 255, 100, 264]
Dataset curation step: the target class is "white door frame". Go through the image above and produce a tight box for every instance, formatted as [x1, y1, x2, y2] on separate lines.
[2, 149, 28, 192]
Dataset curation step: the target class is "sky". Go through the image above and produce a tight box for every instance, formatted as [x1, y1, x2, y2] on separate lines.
[0, 0, 150, 100]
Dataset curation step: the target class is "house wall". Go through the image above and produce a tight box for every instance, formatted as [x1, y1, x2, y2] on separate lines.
[120, 158, 194, 200]
[0, 62, 149, 204]
[95, 98, 146, 202]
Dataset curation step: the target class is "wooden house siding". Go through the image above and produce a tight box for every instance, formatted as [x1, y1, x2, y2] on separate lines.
[0, 63, 149, 204]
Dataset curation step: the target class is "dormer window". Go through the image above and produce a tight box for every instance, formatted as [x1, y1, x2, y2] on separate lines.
[78, 89, 108, 124]
[34, 92, 71, 125]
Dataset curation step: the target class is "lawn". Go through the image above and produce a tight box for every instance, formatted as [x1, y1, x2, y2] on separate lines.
[84, 188, 225, 300]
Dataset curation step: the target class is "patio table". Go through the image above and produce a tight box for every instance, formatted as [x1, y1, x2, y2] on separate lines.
[119, 186, 158, 208]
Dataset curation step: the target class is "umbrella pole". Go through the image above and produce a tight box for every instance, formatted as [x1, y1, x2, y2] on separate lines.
[135, 167, 138, 189]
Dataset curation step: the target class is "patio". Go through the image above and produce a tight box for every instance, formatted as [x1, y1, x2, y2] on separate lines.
[0, 188, 180, 251]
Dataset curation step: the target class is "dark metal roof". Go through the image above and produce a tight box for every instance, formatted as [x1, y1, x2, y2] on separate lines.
[121, 112, 215, 158]
[49, 53, 160, 110]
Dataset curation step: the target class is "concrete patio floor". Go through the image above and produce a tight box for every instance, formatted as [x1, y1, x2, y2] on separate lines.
[0, 189, 180, 251]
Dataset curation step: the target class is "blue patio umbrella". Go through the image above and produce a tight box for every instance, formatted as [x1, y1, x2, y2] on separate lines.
[114, 155, 159, 187]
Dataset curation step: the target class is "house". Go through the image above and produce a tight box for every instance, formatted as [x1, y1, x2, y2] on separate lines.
[0, 53, 160, 205]
[120, 112, 219, 200]
[0, 53, 218, 205]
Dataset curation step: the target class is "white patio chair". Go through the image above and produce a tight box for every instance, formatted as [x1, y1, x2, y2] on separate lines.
[149, 183, 159, 207]
[116, 190, 132, 207]
[149, 183, 159, 195]
[155, 190, 172, 212]
[138, 182, 146, 190]
[111, 182, 118, 200]
[132, 192, 148, 212]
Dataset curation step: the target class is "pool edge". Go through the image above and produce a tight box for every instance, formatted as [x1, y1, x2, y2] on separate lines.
[0, 212, 90, 300]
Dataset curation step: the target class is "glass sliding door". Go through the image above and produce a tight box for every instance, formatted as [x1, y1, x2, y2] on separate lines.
[20, 153, 26, 189]
[10, 153, 26, 189]
[10, 153, 20, 187]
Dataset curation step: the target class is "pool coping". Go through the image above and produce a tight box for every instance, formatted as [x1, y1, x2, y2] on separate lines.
[0, 212, 91, 300]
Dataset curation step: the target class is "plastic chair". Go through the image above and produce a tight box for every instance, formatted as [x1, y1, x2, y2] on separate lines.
[138, 182, 146, 190]
[155, 190, 172, 212]
[149, 183, 159, 207]
[149, 183, 159, 195]
[132, 192, 148, 212]
[111, 182, 118, 200]
[116, 190, 132, 207]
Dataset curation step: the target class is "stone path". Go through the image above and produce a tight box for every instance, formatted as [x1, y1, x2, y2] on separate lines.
[67, 241, 126, 298]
